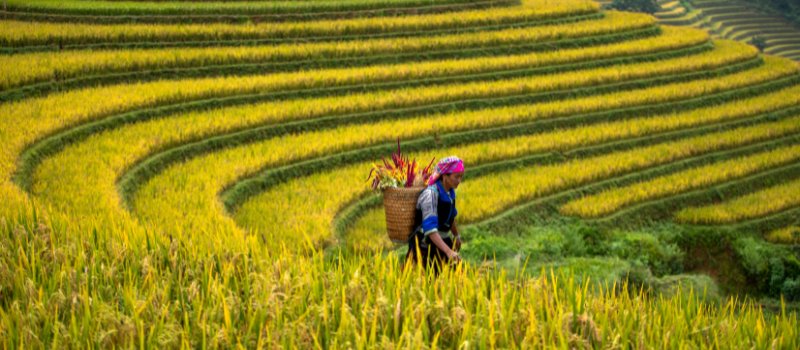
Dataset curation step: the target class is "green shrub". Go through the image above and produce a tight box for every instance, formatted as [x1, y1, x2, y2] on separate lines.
[607, 231, 684, 277]
[734, 237, 771, 278]
[782, 278, 800, 300]
[732, 237, 800, 300]
[577, 223, 612, 256]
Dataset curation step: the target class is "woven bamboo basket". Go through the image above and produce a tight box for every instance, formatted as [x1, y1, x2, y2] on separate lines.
[382, 186, 424, 243]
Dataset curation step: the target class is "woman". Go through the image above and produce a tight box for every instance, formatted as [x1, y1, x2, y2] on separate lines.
[406, 156, 464, 274]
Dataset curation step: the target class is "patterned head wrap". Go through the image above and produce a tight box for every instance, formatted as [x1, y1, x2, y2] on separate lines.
[427, 156, 464, 185]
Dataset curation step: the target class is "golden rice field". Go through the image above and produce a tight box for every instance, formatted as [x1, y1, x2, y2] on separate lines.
[1, 0, 799, 347]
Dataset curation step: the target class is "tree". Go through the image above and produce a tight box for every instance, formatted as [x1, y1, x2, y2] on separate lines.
[609, 0, 660, 14]
[750, 35, 767, 52]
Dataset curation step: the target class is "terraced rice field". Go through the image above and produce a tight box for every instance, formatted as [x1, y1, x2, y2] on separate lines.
[1, 0, 799, 347]
[647, 0, 800, 62]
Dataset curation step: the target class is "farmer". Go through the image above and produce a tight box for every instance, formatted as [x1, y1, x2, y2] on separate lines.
[406, 156, 464, 274]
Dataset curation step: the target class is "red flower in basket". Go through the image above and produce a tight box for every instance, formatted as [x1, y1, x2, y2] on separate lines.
[367, 139, 434, 191]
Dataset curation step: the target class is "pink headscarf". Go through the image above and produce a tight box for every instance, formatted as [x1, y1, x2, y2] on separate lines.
[427, 156, 464, 186]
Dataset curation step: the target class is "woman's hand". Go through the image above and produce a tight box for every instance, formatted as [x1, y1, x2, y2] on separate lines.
[447, 250, 461, 263]
[429, 232, 461, 262]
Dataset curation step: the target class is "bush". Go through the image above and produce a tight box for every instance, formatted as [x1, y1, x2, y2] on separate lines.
[782, 278, 800, 300]
[607, 231, 684, 277]
[577, 224, 612, 256]
[734, 237, 771, 278]
[733, 237, 800, 300]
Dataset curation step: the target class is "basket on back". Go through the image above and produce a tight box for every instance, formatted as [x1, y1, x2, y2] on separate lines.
[367, 139, 435, 243]
[382, 186, 424, 243]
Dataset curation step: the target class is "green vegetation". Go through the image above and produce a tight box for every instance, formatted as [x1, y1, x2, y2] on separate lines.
[742, 0, 800, 25]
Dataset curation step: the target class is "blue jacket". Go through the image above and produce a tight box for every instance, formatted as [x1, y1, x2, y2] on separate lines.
[413, 179, 457, 240]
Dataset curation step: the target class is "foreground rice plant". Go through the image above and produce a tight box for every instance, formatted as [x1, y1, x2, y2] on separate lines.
[675, 177, 800, 224]
[0, 215, 796, 348]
